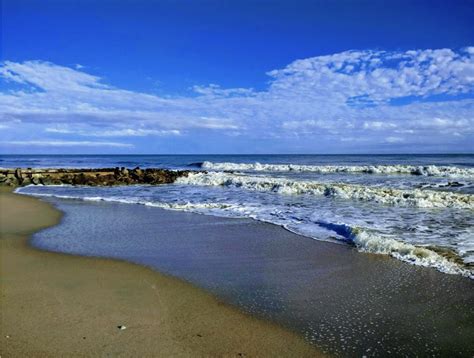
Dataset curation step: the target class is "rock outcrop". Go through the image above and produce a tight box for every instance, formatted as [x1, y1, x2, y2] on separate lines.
[0, 167, 191, 187]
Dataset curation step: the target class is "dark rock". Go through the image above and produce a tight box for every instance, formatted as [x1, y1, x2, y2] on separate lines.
[14, 168, 23, 180]
[14, 168, 24, 185]
[31, 175, 41, 185]
[0, 167, 193, 187]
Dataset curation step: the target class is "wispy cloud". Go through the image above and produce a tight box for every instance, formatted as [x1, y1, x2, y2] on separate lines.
[4, 140, 133, 147]
[1, 47, 473, 152]
[45, 127, 181, 137]
[44, 128, 75, 134]
[92, 129, 181, 137]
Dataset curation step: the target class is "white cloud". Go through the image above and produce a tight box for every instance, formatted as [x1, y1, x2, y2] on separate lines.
[197, 117, 239, 129]
[267, 48, 474, 103]
[362, 121, 397, 130]
[385, 136, 404, 143]
[192, 84, 255, 97]
[0, 60, 108, 92]
[45, 127, 181, 137]
[0, 47, 473, 151]
[4, 140, 133, 147]
[45, 127, 75, 134]
[95, 129, 181, 137]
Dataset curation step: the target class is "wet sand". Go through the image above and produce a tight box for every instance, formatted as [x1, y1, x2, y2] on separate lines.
[0, 188, 322, 357]
[27, 195, 474, 357]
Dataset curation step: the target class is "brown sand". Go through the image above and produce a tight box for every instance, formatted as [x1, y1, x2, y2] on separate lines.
[0, 188, 322, 357]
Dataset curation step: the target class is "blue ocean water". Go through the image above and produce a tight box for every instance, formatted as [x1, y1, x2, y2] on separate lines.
[2, 153, 474, 170]
[7, 154, 474, 277]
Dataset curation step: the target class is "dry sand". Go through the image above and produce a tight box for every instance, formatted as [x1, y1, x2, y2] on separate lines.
[0, 188, 322, 357]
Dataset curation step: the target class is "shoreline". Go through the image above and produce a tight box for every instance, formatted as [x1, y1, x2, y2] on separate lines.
[15, 183, 474, 279]
[0, 187, 323, 357]
[3, 185, 474, 356]
[17, 191, 474, 356]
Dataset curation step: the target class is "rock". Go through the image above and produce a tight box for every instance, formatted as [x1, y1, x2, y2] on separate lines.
[117, 325, 127, 330]
[0, 168, 192, 187]
[14, 168, 23, 180]
[130, 167, 143, 180]
[72, 173, 87, 185]
[31, 174, 42, 185]
[14, 168, 24, 185]
[20, 176, 31, 185]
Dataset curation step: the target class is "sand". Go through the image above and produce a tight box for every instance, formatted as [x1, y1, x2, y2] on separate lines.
[0, 187, 322, 357]
[25, 195, 474, 356]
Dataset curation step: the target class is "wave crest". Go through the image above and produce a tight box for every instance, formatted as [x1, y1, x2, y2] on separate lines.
[177, 172, 474, 209]
[349, 226, 472, 278]
[201, 161, 474, 178]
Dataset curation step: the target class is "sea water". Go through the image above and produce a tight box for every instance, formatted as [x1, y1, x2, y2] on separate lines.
[6, 154, 474, 278]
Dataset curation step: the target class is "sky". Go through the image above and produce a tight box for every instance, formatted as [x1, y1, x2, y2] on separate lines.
[0, 0, 473, 154]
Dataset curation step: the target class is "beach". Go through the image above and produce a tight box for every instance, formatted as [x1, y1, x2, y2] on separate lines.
[1, 0, 473, 353]
[20, 193, 474, 357]
[1, 154, 474, 356]
[0, 187, 321, 357]
[1, 188, 472, 356]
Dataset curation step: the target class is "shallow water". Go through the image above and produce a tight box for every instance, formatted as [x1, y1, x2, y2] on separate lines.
[29, 198, 474, 357]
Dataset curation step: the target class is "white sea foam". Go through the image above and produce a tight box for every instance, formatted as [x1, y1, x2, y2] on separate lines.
[201, 161, 474, 178]
[349, 227, 473, 278]
[176, 172, 474, 209]
[15, 187, 236, 211]
[16, 185, 473, 278]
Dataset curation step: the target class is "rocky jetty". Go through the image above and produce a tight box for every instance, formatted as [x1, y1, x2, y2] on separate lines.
[0, 167, 191, 187]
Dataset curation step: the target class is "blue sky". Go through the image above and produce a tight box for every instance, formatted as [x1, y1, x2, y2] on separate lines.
[1, 0, 473, 154]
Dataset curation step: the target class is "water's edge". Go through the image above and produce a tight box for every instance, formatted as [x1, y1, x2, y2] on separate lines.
[23, 194, 474, 357]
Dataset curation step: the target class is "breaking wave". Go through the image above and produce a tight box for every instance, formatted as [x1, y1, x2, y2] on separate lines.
[14, 189, 235, 211]
[15, 186, 473, 279]
[201, 161, 474, 178]
[176, 172, 474, 209]
[347, 226, 472, 278]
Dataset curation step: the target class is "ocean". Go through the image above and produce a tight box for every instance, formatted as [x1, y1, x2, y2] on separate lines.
[4, 154, 474, 278]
